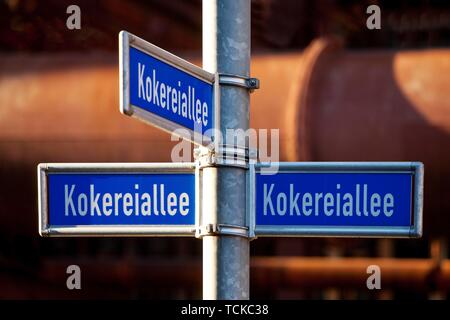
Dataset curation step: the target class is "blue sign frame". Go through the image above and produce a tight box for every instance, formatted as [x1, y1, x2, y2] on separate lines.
[119, 31, 219, 148]
[38, 163, 197, 237]
[249, 162, 423, 238]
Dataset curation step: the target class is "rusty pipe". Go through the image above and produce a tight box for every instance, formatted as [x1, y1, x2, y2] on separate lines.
[1, 43, 449, 163]
[34, 257, 450, 293]
[2, 257, 447, 298]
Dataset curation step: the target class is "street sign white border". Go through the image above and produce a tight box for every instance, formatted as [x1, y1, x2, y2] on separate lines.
[250, 162, 424, 238]
[119, 31, 220, 149]
[38, 162, 197, 237]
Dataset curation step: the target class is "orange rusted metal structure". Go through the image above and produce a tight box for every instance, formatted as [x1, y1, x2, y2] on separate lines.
[1, 257, 447, 298]
[1, 39, 449, 235]
[1, 40, 450, 297]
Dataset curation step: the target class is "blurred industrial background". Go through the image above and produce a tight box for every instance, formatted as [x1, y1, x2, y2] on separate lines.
[1, 0, 450, 299]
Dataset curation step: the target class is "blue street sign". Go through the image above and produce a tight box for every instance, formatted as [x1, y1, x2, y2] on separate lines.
[251, 162, 423, 238]
[119, 31, 218, 147]
[38, 163, 197, 237]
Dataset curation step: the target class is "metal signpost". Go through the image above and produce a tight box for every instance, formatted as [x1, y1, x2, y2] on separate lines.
[37, 0, 424, 300]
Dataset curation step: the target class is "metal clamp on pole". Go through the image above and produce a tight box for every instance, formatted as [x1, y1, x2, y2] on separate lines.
[193, 147, 259, 240]
[195, 144, 250, 169]
[219, 73, 260, 92]
[196, 223, 249, 238]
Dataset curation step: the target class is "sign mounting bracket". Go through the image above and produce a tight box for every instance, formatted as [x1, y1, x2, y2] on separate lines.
[218, 73, 260, 92]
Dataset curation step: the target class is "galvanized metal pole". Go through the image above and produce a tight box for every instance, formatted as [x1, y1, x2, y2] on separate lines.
[202, 0, 250, 299]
